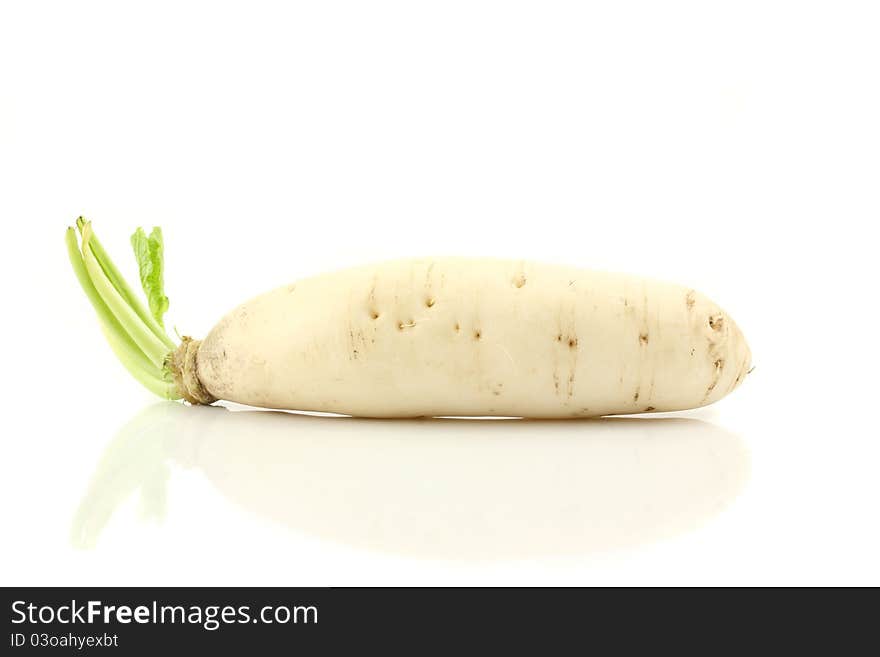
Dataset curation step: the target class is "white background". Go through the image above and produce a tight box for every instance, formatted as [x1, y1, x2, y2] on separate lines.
[1, 1, 878, 585]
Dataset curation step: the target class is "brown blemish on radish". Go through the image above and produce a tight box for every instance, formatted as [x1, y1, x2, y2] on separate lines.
[473, 329, 482, 340]
[645, 406, 655, 412]
[568, 338, 578, 349]
[398, 320, 416, 330]
[703, 358, 725, 401]
[704, 380, 719, 399]
[425, 298, 436, 308]
[633, 389, 640, 402]
[639, 332, 649, 345]
[370, 310, 380, 319]
[730, 371, 743, 393]
[686, 290, 696, 310]
[709, 314, 725, 331]
[512, 261, 528, 289]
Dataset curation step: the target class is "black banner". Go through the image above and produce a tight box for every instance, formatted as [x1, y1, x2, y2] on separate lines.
[1, 587, 871, 653]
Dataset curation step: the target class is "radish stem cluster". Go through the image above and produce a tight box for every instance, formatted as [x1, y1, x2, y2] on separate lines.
[66, 219, 180, 399]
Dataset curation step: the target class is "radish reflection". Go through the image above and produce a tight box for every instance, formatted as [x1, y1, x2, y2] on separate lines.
[73, 403, 750, 559]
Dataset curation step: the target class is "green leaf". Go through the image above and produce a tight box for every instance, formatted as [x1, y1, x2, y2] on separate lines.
[131, 227, 170, 328]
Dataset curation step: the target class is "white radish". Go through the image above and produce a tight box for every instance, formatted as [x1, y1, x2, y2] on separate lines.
[68, 222, 751, 418]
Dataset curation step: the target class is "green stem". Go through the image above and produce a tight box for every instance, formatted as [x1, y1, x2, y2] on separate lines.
[76, 218, 176, 351]
[66, 226, 180, 400]
[101, 324, 173, 384]
[80, 224, 170, 367]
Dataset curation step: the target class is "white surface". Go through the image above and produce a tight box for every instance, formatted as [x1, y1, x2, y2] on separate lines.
[1, 0, 878, 586]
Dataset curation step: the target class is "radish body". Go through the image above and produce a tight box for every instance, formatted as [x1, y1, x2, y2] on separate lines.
[192, 258, 751, 417]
